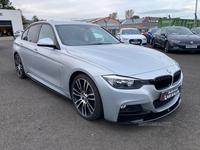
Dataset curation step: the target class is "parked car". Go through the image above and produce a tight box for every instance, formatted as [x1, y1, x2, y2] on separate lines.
[146, 28, 160, 44]
[138, 28, 149, 37]
[13, 21, 183, 124]
[116, 28, 147, 46]
[14, 30, 23, 39]
[191, 27, 200, 36]
[152, 26, 200, 53]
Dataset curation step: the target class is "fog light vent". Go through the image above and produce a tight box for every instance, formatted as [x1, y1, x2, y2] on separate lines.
[119, 104, 143, 114]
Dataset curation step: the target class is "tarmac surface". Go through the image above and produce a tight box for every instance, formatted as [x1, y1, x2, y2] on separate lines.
[0, 38, 200, 150]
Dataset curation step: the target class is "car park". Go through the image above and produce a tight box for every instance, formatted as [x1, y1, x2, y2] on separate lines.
[14, 30, 23, 39]
[13, 21, 183, 124]
[116, 28, 147, 46]
[146, 28, 160, 44]
[152, 26, 200, 53]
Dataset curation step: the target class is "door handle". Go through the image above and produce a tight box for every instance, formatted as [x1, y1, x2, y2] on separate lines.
[33, 49, 38, 52]
[20, 43, 23, 46]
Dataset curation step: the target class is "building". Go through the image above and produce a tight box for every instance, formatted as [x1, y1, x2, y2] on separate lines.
[121, 17, 159, 29]
[75, 17, 121, 36]
[0, 9, 23, 36]
[23, 19, 35, 29]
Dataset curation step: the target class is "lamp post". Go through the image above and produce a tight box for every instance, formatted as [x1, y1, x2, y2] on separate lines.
[194, 0, 198, 28]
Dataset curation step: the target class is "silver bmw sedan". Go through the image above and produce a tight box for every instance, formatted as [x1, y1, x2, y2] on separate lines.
[13, 21, 183, 124]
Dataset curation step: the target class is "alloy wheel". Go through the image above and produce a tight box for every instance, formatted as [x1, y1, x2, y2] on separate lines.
[72, 77, 96, 118]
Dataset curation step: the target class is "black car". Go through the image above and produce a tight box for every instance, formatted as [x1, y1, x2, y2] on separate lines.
[152, 26, 200, 53]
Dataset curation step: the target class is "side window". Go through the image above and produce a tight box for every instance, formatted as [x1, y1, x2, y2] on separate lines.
[22, 29, 28, 41]
[161, 28, 166, 35]
[27, 25, 40, 43]
[38, 24, 55, 44]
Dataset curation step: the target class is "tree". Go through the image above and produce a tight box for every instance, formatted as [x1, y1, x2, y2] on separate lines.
[125, 9, 134, 19]
[32, 15, 46, 22]
[0, 0, 15, 9]
[109, 12, 118, 19]
[130, 15, 140, 19]
[32, 15, 39, 22]
[17, 9, 26, 23]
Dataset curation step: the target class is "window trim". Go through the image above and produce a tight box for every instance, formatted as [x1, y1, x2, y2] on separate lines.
[37, 23, 60, 50]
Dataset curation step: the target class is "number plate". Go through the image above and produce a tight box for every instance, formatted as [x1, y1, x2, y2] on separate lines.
[160, 87, 181, 101]
[131, 41, 140, 44]
[186, 45, 197, 48]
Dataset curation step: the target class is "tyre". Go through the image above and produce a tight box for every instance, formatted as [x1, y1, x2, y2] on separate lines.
[71, 74, 103, 121]
[164, 41, 171, 53]
[152, 39, 157, 48]
[14, 53, 26, 79]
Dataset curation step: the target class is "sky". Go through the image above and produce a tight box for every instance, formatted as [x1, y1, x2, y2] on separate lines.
[11, 0, 200, 21]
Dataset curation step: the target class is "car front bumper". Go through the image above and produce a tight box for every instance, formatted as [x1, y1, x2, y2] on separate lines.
[169, 41, 200, 51]
[121, 39, 147, 47]
[94, 66, 183, 123]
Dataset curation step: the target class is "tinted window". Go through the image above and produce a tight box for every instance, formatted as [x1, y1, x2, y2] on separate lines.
[155, 29, 161, 34]
[22, 29, 28, 41]
[151, 28, 159, 33]
[167, 28, 193, 35]
[39, 24, 55, 44]
[27, 25, 40, 43]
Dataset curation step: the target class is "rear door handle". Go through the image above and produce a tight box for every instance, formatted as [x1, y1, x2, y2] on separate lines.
[33, 49, 38, 52]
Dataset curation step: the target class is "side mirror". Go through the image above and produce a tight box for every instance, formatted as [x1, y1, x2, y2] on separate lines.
[161, 33, 166, 37]
[117, 33, 120, 36]
[37, 38, 57, 48]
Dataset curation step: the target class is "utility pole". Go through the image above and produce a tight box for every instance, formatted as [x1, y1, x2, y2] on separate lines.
[168, 15, 171, 26]
[194, 0, 198, 28]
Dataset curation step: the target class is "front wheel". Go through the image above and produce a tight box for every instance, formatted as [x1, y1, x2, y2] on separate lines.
[71, 74, 103, 121]
[14, 54, 26, 79]
[152, 39, 157, 48]
[164, 41, 171, 53]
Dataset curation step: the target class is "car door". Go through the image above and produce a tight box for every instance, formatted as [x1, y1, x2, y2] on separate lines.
[160, 28, 167, 47]
[19, 24, 41, 73]
[32, 24, 60, 88]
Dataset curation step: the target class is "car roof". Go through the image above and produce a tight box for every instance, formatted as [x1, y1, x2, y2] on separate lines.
[121, 28, 138, 30]
[163, 26, 187, 29]
[30, 21, 100, 26]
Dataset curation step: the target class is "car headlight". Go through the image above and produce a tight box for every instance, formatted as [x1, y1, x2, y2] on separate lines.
[122, 38, 129, 41]
[102, 75, 147, 89]
[142, 38, 147, 40]
[170, 39, 181, 43]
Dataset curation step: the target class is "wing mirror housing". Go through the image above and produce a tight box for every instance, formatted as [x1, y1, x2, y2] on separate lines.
[37, 38, 58, 49]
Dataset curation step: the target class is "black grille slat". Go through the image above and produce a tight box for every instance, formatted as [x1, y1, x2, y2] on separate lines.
[154, 75, 172, 90]
[129, 39, 142, 45]
[153, 97, 173, 108]
[173, 71, 181, 83]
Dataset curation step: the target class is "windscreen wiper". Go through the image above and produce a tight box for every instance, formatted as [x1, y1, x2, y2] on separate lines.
[89, 43, 113, 45]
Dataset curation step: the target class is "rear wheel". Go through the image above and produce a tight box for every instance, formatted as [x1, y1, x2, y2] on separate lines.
[71, 74, 103, 121]
[14, 54, 26, 79]
[164, 41, 171, 53]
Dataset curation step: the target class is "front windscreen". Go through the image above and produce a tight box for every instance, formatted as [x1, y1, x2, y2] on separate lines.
[56, 24, 119, 46]
[167, 28, 193, 35]
[121, 29, 140, 35]
[151, 28, 159, 33]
